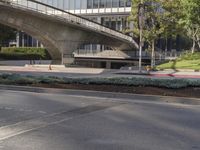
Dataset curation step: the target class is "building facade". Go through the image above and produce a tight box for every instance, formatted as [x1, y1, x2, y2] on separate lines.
[16, 31, 41, 47]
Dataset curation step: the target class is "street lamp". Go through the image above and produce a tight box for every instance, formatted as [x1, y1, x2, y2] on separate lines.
[138, 1, 145, 72]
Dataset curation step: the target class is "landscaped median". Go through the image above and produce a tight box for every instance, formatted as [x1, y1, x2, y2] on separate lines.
[1, 73, 200, 98]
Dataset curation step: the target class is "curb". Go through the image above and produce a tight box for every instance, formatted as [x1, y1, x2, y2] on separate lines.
[0, 84, 200, 105]
[116, 72, 200, 79]
[150, 74, 200, 79]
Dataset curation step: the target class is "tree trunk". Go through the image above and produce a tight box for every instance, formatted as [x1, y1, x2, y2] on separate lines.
[165, 37, 167, 58]
[196, 35, 200, 51]
[192, 39, 196, 53]
[151, 40, 155, 68]
[197, 41, 200, 51]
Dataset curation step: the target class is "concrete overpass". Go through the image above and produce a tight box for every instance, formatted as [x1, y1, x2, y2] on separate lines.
[0, 0, 138, 64]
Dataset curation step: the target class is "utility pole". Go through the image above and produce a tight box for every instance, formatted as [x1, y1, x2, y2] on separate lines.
[138, 0, 144, 72]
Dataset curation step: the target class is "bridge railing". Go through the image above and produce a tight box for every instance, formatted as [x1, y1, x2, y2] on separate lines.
[0, 0, 138, 47]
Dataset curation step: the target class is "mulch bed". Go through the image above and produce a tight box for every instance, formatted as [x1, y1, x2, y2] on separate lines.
[31, 83, 200, 98]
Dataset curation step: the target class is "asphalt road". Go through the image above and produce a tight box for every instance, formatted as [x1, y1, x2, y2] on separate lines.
[0, 89, 199, 150]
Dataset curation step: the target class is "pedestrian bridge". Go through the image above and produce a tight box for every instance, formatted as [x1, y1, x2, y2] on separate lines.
[0, 0, 138, 64]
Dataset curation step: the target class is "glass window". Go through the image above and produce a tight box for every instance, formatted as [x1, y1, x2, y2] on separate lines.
[57, 0, 64, 9]
[93, 0, 99, 8]
[106, 0, 111, 8]
[112, 0, 119, 8]
[119, 0, 125, 7]
[47, 0, 53, 6]
[75, 0, 81, 9]
[41, 0, 47, 4]
[105, 21, 110, 28]
[81, 0, 87, 9]
[53, 1, 57, 7]
[126, 0, 131, 7]
[100, 0, 105, 8]
[69, 0, 74, 10]
[92, 44, 97, 50]
[111, 21, 116, 30]
[64, 0, 69, 10]
[87, 0, 93, 9]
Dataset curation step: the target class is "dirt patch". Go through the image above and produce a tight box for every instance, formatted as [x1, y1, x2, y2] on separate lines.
[31, 83, 200, 98]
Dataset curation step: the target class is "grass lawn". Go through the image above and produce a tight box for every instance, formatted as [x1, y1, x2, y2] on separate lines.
[156, 52, 200, 70]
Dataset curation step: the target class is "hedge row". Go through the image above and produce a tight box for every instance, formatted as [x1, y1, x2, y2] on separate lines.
[0, 73, 200, 89]
[0, 47, 51, 60]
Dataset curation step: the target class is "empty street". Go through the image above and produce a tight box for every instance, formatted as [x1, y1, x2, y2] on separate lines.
[0, 89, 199, 150]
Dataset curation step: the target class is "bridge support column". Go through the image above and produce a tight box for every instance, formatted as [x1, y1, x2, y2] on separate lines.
[106, 61, 111, 69]
[62, 53, 75, 66]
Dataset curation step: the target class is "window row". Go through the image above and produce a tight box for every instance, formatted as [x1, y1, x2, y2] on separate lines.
[87, 0, 131, 9]
[41, 0, 131, 10]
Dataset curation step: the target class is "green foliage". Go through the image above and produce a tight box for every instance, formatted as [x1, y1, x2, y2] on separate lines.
[1, 73, 200, 89]
[178, 52, 200, 60]
[130, 0, 183, 67]
[131, 0, 182, 41]
[1, 47, 47, 56]
[0, 47, 51, 60]
[157, 52, 200, 70]
[180, 0, 200, 51]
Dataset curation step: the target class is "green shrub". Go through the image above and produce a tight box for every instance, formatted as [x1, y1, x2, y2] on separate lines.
[1, 73, 200, 89]
[0, 47, 51, 60]
[37, 76, 64, 84]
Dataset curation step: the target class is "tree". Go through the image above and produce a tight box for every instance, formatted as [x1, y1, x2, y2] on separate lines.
[180, 0, 200, 52]
[143, 1, 165, 68]
[130, 0, 183, 68]
[130, 0, 161, 68]
[161, 0, 183, 53]
[0, 24, 16, 47]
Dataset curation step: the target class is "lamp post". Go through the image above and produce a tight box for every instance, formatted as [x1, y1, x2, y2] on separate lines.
[138, 0, 144, 72]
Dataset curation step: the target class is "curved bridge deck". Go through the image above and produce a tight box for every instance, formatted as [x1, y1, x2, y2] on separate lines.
[1, 0, 138, 48]
[0, 0, 139, 64]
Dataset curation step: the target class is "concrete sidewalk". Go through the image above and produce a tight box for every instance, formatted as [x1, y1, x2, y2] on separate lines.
[0, 65, 110, 74]
[150, 71, 200, 78]
[0, 65, 119, 78]
[117, 69, 200, 79]
[1, 65, 200, 79]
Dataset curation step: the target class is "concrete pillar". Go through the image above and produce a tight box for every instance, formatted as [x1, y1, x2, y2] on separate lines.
[16, 32, 20, 47]
[106, 61, 111, 69]
[97, 16, 101, 23]
[22, 32, 25, 47]
[59, 41, 78, 65]
[36, 40, 39, 48]
[62, 56, 75, 65]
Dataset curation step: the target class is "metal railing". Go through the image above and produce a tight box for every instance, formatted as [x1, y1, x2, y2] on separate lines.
[0, 0, 137, 46]
[74, 49, 182, 60]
